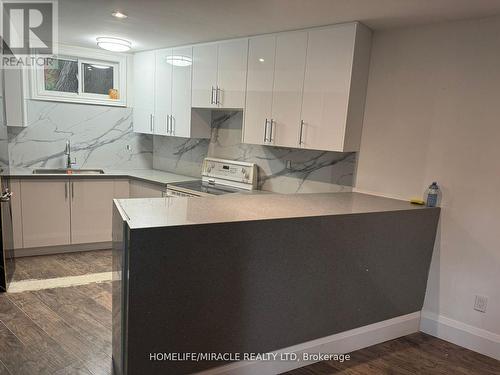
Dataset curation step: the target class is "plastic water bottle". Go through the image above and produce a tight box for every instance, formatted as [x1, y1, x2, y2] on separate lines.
[426, 182, 439, 207]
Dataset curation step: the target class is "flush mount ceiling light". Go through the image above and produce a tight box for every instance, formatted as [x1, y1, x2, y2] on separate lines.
[90, 64, 111, 69]
[112, 11, 128, 19]
[96, 37, 131, 52]
[166, 55, 192, 67]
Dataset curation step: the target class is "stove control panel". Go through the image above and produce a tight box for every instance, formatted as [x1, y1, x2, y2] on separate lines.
[202, 158, 257, 190]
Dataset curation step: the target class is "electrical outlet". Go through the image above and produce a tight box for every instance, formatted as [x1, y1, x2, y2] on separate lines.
[474, 295, 488, 313]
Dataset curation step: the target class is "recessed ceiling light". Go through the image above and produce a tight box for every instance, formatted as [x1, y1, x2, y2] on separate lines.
[96, 37, 131, 52]
[166, 55, 192, 67]
[258, 58, 265, 62]
[112, 11, 128, 19]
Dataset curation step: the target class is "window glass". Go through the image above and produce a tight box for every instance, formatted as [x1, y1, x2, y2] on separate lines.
[83, 63, 114, 95]
[44, 59, 78, 93]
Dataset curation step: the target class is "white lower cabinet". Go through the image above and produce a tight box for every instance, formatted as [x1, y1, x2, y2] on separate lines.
[69, 179, 115, 244]
[15, 178, 131, 250]
[20, 179, 71, 248]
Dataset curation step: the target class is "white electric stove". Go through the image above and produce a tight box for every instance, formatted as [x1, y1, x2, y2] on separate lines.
[165, 158, 258, 197]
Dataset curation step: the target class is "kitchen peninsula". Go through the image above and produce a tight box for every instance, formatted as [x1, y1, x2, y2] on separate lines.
[112, 192, 440, 375]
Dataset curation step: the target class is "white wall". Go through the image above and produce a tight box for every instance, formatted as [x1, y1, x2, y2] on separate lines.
[356, 15, 500, 356]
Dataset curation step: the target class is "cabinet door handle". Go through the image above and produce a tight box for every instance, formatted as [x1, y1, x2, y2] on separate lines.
[299, 120, 305, 145]
[216, 86, 221, 105]
[65, 182, 68, 199]
[269, 119, 274, 143]
[211, 86, 216, 105]
[150, 114, 154, 133]
[166, 115, 170, 134]
[171, 116, 175, 135]
[71, 181, 74, 200]
[264, 119, 269, 142]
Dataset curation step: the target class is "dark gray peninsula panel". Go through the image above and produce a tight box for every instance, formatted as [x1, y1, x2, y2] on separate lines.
[112, 193, 440, 375]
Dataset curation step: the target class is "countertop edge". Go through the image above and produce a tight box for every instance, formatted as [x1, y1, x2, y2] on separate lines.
[115, 193, 439, 230]
[3, 169, 197, 187]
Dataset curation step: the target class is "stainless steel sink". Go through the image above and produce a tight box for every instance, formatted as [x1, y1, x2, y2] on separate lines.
[32, 168, 105, 175]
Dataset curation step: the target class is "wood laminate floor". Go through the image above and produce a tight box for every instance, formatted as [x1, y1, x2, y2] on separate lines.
[0, 282, 113, 375]
[12, 250, 112, 282]
[1, 251, 499, 375]
[1, 280, 499, 375]
[284, 332, 500, 375]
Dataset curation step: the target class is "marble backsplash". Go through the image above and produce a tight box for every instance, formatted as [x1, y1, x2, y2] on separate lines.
[8, 100, 152, 170]
[154, 111, 355, 193]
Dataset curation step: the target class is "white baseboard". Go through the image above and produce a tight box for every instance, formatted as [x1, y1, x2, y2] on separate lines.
[197, 312, 421, 375]
[420, 310, 500, 361]
[14, 241, 111, 257]
[7, 271, 113, 293]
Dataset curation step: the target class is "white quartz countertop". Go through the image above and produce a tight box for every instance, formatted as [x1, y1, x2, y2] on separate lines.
[115, 192, 432, 229]
[5, 168, 196, 186]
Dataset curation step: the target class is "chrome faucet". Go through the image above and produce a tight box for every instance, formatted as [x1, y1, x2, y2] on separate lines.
[64, 140, 76, 169]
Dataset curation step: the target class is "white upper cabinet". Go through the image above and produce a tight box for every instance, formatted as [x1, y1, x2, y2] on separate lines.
[154, 48, 173, 136]
[3, 68, 27, 127]
[300, 23, 372, 152]
[171, 46, 194, 138]
[216, 40, 248, 109]
[133, 22, 371, 148]
[133, 51, 156, 134]
[133, 48, 211, 138]
[192, 44, 218, 108]
[243, 31, 308, 148]
[243, 22, 372, 152]
[242, 35, 276, 145]
[271, 31, 308, 148]
[192, 39, 248, 109]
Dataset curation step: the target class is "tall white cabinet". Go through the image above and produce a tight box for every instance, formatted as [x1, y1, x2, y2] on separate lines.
[243, 22, 372, 152]
[192, 39, 248, 109]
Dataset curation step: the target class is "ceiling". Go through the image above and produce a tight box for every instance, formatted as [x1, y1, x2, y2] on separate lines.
[59, 0, 500, 52]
